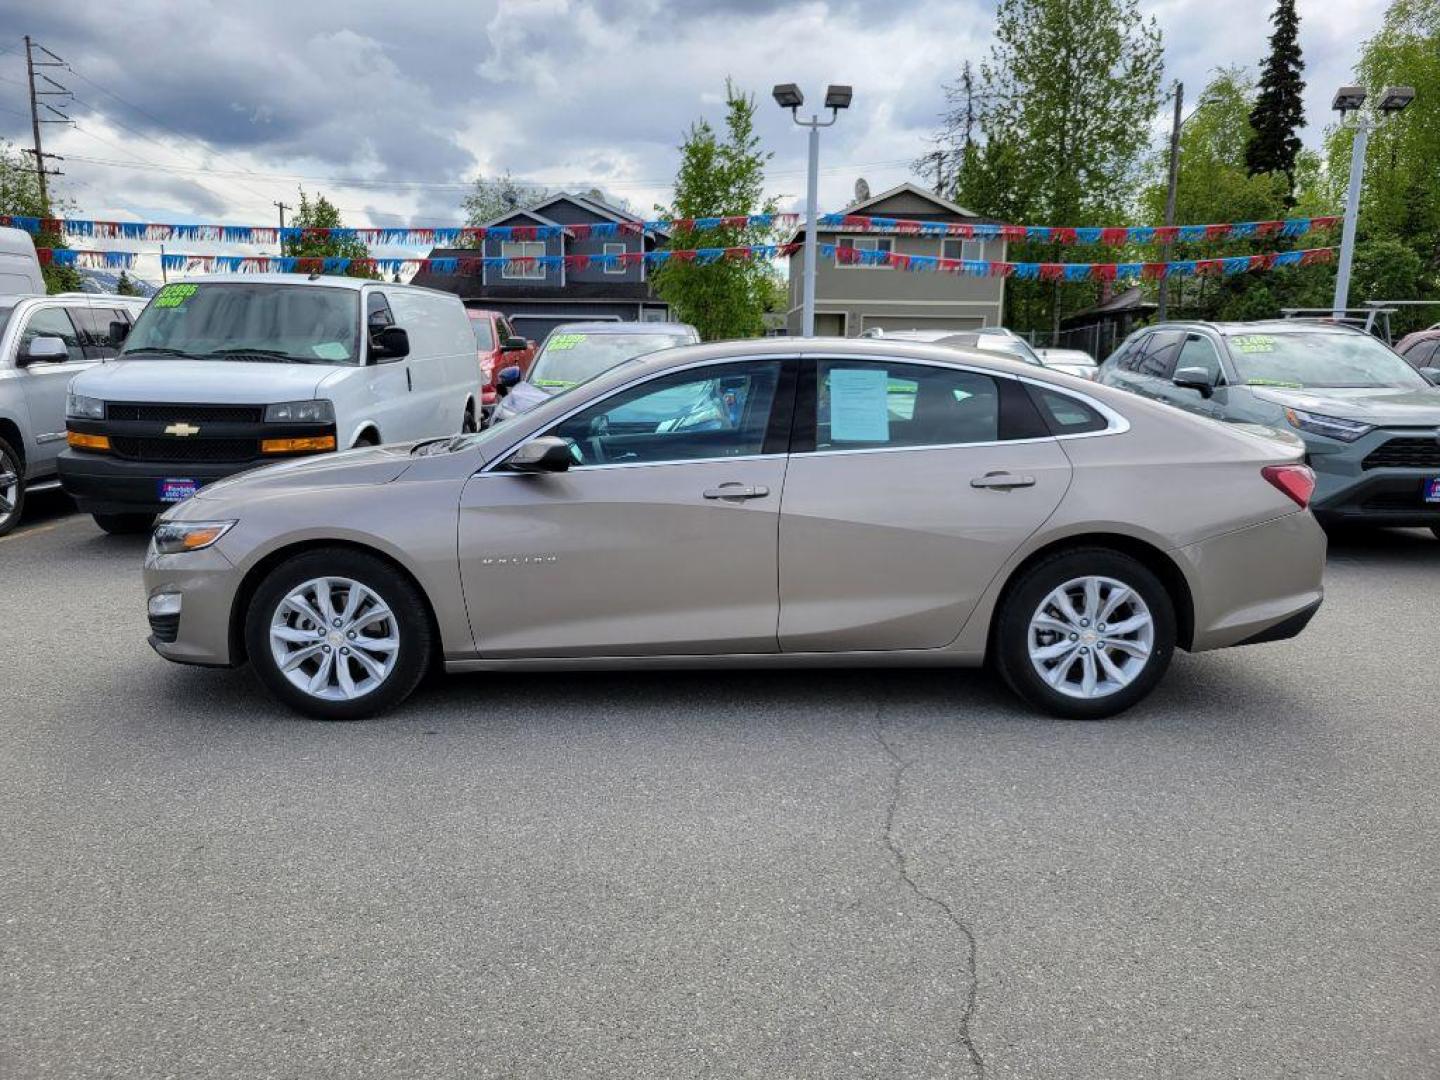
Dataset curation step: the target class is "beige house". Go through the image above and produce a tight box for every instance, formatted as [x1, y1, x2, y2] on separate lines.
[784, 182, 1007, 337]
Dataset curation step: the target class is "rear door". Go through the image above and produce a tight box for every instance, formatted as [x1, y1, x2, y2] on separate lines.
[777, 356, 1071, 653]
[15, 305, 91, 477]
[460, 357, 793, 657]
[1123, 330, 1184, 402]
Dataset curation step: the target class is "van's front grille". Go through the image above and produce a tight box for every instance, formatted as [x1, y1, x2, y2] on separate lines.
[110, 437, 259, 463]
[1362, 437, 1440, 470]
[106, 403, 265, 424]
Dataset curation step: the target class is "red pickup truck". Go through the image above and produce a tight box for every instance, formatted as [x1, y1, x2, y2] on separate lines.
[466, 309, 536, 423]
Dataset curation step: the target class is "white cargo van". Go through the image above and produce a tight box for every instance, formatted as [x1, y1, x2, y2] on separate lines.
[59, 274, 481, 533]
[0, 226, 46, 296]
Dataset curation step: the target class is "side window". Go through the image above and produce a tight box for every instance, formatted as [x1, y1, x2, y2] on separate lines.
[19, 307, 84, 363]
[1404, 340, 1438, 369]
[497, 317, 517, 343]
[1177, 334, 1224, 382]
[366, 291, 395, 331]
[1029, 387, 1110, 435]
[1109, 334, 1147, 373]
[547, 361, 782, 467]
[815, 359, 1001, 450]
[470, 316, 495, 351]
[1136, 331, 1184, 379]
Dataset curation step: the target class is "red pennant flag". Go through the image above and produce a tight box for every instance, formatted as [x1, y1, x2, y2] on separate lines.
[1092, 263, 1118, 282]
[1196, 259, 1224, 276]
[1310, 216, 1339, 231]
[1253, 220, 1283, 237]
[1152, 227, 1179, 245]
[1204, 224, 1230, 241]
[1250, 253, 1276, 271]
[669, 249, 697, 263]
[1039, 262, 1066, 281]
[1141, 262, 1168, 280]
[620, 251, 644, 266]
[1050, 228, 1078, 245]
[1100, 227, 1129, 246]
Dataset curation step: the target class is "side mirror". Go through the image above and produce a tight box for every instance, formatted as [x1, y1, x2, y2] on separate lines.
[505, 435, 572, 473]
[370, 325, 410, 362]
[1420, 367, 1440, 386]
[496, 365, 522, 389]
[19, 336, 69, 367]
[108, 320, 131, 345]
[501, 337, 528, 353]
[1172, 365, 1217, 398]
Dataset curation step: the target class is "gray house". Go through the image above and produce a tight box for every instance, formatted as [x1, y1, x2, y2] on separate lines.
[784, 182, 1007, 337]
[413, 192, 672, 341]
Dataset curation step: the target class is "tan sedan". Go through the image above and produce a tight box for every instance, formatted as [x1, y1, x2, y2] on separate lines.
[142, 338, 1325, 721]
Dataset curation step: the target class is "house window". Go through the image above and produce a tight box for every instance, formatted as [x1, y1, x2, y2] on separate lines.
[501, 241, 546, 280]
[942, 239, 985, 262]
[836, 236, 892, 268]
[603, 242, 627, 274]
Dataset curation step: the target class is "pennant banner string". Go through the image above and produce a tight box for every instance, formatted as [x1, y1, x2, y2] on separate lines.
[36, 245, 1336, 280]
[11, 212, 1341, 248]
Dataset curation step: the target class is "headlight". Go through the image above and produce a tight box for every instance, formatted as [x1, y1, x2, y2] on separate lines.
[66, 392, 104, 420]
[265, 399, 335, 423]
[1284, 407, 1373, 443]
[149, 520, 236, 555]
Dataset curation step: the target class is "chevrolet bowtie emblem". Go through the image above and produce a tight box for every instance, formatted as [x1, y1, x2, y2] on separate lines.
[164, 422, 200, 437]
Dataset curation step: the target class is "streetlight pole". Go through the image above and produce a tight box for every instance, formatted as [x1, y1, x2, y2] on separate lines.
[774, 83, 852, 338]
[1157, 81, 1183, 323]
[1330, 85, 1413, 319]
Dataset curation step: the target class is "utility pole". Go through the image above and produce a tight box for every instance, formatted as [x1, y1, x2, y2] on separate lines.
[1157, 81, 1183, 323]
[24, 36, 71, 215]
[274, 200, 292, 256]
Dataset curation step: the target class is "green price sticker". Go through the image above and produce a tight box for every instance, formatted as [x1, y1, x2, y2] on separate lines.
[546, 333, 586, 351]
[154, 283, 199, 309]
[1232, 334, 1276, 353]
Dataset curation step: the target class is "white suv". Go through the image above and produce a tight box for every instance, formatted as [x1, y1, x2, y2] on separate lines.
[0, 292, 148, 536]
[59, 274, 483, 533]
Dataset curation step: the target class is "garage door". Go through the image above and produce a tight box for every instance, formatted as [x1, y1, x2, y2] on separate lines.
[861, 314, 986, 333]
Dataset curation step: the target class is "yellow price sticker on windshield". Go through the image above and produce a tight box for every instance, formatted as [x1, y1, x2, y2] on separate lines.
[546, 333, 585, 351]
[1232, 334, 1276, 353]
[154, 283, 198, 309]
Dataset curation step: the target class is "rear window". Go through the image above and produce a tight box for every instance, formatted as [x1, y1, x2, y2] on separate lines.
[1030, 387, 1109, 435]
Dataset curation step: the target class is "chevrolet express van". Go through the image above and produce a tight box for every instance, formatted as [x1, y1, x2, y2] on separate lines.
[59, 274, 481, 533]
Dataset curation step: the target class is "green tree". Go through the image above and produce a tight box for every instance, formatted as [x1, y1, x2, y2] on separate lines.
[651, 79, 777, 341]
[1245, 0, 1307, 202]
[0, 140, 82, 293]
[114, 270, 144, 296]
[943, 0, 1165, 332]
[281, 190, 378, 278]
[1322, 0, 1440, 331]
[460, 172, 550, 240]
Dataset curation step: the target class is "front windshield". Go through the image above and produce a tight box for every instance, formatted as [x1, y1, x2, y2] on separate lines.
[527, 331, 690, 390]
[1226, 331, 1427, 389]
[121, 283, 361, 364]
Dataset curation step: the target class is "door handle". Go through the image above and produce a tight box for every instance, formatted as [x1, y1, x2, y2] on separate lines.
[970, 471, 1036, 490]
[702, 483, 770, 500]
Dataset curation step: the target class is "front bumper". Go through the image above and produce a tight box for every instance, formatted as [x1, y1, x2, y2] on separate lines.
[59, 450, 260, 514]
[143, 545, 243, 667]
[1306, 429, 1440, 527]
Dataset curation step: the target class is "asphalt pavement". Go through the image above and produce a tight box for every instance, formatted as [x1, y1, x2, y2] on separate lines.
[2, 498, 1437, 1079]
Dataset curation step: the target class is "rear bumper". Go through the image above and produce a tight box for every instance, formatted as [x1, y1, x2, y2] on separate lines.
[58, 450, 257, 514]
[1180, 510, 1327, 653]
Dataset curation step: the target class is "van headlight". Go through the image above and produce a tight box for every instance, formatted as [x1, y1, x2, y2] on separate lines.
[149, 520, 236, 555]
[265, 399, 334, 423]
[66, 392, 105, 420]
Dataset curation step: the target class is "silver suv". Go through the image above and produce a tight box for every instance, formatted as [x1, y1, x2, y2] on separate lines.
[0, 292, 148, 535]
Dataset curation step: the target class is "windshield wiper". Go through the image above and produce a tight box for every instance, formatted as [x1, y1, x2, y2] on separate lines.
[200, 348, 320, 363]
[119, 347, 194, 359]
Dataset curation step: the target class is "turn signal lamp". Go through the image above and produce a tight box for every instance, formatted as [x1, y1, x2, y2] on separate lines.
[260, 435, 337, 455]
[67, 432, 111, 451]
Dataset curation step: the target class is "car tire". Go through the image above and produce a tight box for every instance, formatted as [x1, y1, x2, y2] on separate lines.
[92, 512, 154, 535]
[461, 405, 478, 433]
[0, 436, 24, 538]
[992, 547, 1177, 720]
[243, 548, 433, 721]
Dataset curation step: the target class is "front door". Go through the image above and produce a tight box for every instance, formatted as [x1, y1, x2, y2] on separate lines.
[778, 357, 1071, 652]
[16, 305, 92, 477]
[460, 358, 793, 657]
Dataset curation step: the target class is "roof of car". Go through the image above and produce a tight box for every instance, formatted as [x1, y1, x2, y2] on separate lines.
[546, 321, 698, 336]
[184, 273, 449, 295]
[1145, 319, 1369, 337]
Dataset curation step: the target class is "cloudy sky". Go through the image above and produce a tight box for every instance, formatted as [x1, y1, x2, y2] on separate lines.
[1, 0, 1379, 277]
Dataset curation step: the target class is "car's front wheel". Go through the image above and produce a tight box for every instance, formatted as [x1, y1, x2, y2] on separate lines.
[992, 548, 1176, 720]
[243, 549, 433, 720]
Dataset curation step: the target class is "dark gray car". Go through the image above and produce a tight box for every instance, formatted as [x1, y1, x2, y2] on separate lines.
[1098, 320, 1440, 537]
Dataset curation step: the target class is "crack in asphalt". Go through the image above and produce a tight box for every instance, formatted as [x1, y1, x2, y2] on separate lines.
[875, 705, 986, 1080]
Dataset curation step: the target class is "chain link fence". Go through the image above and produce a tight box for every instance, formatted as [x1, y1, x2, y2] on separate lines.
[1020, 322, 1123, 361]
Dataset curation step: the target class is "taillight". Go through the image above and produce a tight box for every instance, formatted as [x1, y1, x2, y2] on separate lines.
[1262, 464, 1315, 508]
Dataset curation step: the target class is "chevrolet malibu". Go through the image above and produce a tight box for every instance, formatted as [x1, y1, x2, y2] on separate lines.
[144, 338, 1326, 721]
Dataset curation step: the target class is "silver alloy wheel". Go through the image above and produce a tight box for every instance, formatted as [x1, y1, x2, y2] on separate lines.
[1027, 575, 1154, 700]
[0, 447, 18, 529]
[269, 576, 400, 702]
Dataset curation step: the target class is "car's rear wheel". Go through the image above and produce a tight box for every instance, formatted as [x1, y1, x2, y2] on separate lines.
[93, 512, 154, 535]
[993, 548, 1176, 720]
[243, 548, 432, 720]
[0, 437, 23, 538]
